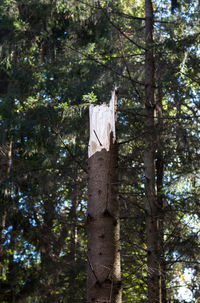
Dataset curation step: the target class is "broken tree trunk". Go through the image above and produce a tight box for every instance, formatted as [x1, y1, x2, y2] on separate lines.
[87, 89, 122, 303]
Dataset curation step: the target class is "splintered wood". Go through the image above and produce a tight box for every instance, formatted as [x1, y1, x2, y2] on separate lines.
[88, 90, 117, 158]
[87, 88, 122, 303]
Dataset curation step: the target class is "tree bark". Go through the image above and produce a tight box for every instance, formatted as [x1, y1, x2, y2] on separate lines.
[156, 84, 167, 303]
[68, 178, 78, 302]
[87, 90, 122, 303]
[144, 0, 161, 302]
[156, 81, 167, 303]
[0, 136, 12, 277]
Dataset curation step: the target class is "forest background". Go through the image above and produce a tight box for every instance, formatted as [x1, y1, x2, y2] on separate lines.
[0, 0, 199, 302]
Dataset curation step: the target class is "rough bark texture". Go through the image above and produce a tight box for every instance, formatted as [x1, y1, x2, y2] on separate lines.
[144, 0, 161, 302]
[87, 91, 122, 303]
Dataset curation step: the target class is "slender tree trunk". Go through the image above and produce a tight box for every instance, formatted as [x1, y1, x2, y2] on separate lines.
[40, 198, 56, 302]
[68, 178, 78, 302]
[144, 0, 161, 302]
[156, 84, 167, 303]
[0, 136, 12, 276]
[87, 90, 122, 303]
[70, 183, 78, 260]
[0, 135, 13, 301]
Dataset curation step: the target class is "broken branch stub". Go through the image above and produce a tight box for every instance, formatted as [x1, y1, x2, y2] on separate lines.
[88, 89, 117, 158]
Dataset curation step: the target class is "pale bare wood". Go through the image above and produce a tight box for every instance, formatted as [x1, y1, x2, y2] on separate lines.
[88, 89, 117, 158]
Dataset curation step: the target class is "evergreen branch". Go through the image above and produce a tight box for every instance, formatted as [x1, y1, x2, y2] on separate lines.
[75, 0, 175, 24]
[118, 134, 146, 145]
[118, 34, 143, 97]
[51, 128, 88, 174]
[118, 107, 200, 120]
[66, 45, 144, 86]
[105, 13, 147, 51]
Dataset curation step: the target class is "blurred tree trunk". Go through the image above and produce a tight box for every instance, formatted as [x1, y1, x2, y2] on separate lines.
[87, 90, 122, 303]
[68, 176, 78, 302]
[156, 83, 167, 303]
[144, 0, 161, 302]
[0, 134, 12, 277]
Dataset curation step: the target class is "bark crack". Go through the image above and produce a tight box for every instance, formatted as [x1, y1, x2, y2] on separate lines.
[87, 254, 99, 283]
[93, 130, 102, 146]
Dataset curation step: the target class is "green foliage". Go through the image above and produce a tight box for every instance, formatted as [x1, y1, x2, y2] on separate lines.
[0, 0, 199, 302]
[82, 91, 98, 104]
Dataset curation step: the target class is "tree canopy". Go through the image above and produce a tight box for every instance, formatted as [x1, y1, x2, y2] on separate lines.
[0, 0, 199, 302]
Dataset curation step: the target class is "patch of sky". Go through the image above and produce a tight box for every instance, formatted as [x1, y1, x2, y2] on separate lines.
[3, 226, 13, 246]
[166, 170, 200, 301]
[154, 0, 171, 19]
[183, 214, 200, 234]
[172, 268, 195, 302]
[19, 196, 28, 210]
[42, 72, 47, 79]
[13, 240, 40, 265]
[29, 217, 37, 226]
[60, 199, 70, 213]
[63, 138, 69, 145]
[119, 115, 128, 126]
[44, 95, 52, 102]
